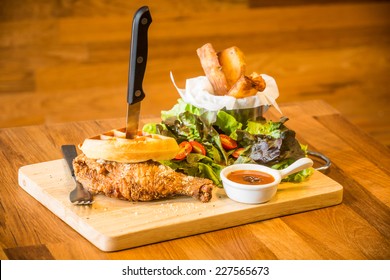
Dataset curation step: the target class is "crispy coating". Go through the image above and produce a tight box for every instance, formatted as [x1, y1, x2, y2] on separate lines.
[73, 154, 214, 202]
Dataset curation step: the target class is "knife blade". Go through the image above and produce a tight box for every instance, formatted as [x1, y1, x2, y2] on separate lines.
[126, 6, 152, 138]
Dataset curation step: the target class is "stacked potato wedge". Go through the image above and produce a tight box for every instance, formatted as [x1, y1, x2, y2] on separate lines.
[196, 43, 266, 98]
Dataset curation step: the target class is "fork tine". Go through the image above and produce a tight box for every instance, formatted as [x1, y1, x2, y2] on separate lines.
[73, 201, 93, 206]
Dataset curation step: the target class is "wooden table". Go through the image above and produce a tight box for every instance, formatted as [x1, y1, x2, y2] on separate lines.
[1, 100, 389, 260]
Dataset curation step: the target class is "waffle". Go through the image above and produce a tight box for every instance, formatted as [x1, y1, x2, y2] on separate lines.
[79, 128, 180, 163]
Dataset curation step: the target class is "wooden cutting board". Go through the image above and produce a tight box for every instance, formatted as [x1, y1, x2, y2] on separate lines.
[18, 159, 343, 252]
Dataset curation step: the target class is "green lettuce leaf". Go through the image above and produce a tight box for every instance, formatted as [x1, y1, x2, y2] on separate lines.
[161, 98, 203, 120]
[246, 116, 288, 138]
[214, 110, 242, 139]
[142, 123, 167, 135]
[162, 153, 223, 187]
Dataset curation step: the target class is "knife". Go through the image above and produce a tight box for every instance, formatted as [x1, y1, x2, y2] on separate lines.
[126, 6, 152, 138]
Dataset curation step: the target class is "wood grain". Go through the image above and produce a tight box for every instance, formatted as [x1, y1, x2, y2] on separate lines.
[3, 245, 54, 260]
[0, 1, 389, 148]
[1, 99, 389, 259]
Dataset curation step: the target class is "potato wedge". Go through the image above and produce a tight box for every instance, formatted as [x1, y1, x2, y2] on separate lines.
[248, 72, 266, 92]
[227, 75, 257, 98]
[227, 72, 266, 99]
[218, 46, 246, 88]
[196, 43, 228, 95]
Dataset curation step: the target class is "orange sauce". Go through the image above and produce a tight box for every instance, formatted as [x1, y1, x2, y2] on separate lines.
[227, 170, 275, 185]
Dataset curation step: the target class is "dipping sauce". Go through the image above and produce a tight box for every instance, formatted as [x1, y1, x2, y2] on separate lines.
[227, 170, 275, 185]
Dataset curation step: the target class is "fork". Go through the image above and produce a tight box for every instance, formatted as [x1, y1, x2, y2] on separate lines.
[61, 145, 93, 205]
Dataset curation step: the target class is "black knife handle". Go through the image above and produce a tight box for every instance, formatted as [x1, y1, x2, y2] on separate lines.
[127, 6, 152, 105]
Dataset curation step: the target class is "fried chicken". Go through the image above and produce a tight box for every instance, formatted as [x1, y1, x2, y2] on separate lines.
[73, 154, 214, 202]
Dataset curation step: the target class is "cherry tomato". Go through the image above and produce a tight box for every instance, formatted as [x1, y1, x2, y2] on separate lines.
[232, 147, 245, 158]
[220, 134, 237, 150]
[174, 141, 192, 160]
[190, 140, 206, 156]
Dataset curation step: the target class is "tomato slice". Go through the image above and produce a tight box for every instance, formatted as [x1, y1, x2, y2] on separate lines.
[220, 134, 237, 150]
[190, 140, 206, 156]
[232, 147, 245, 158]
[174, 141, 192, 160]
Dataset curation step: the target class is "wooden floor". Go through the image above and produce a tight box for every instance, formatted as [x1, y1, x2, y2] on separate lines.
[1, 0, 389, 147]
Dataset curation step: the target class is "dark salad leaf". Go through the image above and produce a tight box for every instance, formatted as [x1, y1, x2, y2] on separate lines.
[235, 129, 305, 166]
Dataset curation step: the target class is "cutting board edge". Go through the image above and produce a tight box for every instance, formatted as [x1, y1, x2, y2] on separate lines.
[18, 166, 109, 248]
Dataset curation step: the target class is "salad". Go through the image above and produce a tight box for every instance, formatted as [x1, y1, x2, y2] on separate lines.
[143, 98, 313, 187]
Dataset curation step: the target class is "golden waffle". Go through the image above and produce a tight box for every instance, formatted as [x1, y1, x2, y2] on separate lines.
[79, 128, 179, 163]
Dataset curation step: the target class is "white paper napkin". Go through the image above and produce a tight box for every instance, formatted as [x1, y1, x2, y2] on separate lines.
[170, 72, 282, 114]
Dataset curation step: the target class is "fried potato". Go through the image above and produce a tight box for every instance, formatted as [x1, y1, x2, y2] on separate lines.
[227, 75, 257, 98]
[248, 72, 266, 92]
[197, 43, 267, 98]
[227, 72, 266, 99]
[196, 43, 229, 96]
[217, 46, 246, 88]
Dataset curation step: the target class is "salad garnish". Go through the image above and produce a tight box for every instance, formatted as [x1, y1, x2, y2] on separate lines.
[143, 99, 313, 187]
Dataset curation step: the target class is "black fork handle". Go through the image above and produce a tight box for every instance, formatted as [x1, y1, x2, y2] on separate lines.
[61, 145, 78, 178]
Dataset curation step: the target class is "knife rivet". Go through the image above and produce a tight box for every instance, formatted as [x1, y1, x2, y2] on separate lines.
[141, 18, 148, 25]
[135, 90, 142, 97]
[137, 56, 144, 64]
